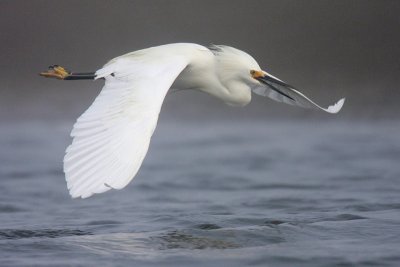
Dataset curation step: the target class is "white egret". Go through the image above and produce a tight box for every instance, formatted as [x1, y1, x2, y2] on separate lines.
[40, 43, 345, 198]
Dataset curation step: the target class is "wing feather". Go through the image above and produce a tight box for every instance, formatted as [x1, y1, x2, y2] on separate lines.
[64, 55, 188, 198]
[252, 72, 345, 114]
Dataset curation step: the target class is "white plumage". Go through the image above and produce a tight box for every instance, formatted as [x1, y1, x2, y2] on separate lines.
[62, 43, 345, 198]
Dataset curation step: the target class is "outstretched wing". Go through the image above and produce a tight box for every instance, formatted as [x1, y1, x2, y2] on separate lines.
[252, 72, 345, 114]
[64, 55, 188, 198]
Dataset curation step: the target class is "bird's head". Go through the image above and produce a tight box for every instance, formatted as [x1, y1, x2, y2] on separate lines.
[211, 45, 262, 86]
[210, 45, 284, 106]
[210, 45, 281, 90]
[210, 45, 301, 105]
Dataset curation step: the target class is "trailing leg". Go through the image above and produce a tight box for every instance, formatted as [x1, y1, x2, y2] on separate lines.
[40, 65, 96, 80]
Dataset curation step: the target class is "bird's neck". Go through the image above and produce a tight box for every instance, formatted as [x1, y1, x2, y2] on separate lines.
[199, 78, 252, 107]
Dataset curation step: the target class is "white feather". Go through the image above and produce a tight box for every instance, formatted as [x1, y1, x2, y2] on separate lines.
[252, 72, 345, 114]
[64, 52, 188, 198]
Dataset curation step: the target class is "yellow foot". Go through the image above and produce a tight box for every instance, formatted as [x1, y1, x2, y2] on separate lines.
[40, 65, 70, 80]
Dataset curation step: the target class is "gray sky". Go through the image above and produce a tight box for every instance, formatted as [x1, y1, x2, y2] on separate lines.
[1, 0, 399, 121]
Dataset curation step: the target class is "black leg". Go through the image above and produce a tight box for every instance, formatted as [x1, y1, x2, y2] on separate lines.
[40, 65, 97, 80]
[64, 73, 96, 80]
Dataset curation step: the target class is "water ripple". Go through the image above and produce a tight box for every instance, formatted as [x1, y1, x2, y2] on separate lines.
[0, 229, 91, 240]
[0, 204, 25, 213]
[156, 230, 240, 250]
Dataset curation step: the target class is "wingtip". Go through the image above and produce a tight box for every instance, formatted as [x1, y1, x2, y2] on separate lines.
[68, 190, 94, 199]
[326, 97, 345, 114]
[67, 185, 96, 199]
[69, 192, 80, 199]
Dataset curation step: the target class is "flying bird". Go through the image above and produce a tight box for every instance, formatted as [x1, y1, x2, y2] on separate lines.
[40, 43, 345, 199]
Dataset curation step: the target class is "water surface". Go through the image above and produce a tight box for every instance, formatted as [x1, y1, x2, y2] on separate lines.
[0, 120, 399, 266]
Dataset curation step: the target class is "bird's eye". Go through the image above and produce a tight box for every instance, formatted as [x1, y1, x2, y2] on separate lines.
[250, 70, 256, 76]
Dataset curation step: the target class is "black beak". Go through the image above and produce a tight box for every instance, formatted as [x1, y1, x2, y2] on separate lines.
[256, 75, 295, 101]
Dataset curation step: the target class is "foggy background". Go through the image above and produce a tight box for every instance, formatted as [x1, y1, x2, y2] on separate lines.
[0, 0, 399, 122]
